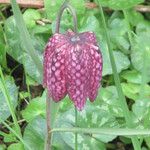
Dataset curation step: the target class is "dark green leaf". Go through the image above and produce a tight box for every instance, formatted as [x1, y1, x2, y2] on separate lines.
[8, 143, 24, 150]
[23, 9, 41, 28]
[121, 70, 142, 84]
[98, 0, 144, 10]
[23, 117, 46, 150]
[22, 94, 46, 122]
[0, 76, 18, 122]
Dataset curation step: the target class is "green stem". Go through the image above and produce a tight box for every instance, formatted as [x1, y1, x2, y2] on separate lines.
[0, 66, 22, 137]
[75, 108, 78, 150]
[55, 1, 78, 33]
[51, 127, 150, 136]
[96, 2, 141, 150]
[45, 94, 51, 150]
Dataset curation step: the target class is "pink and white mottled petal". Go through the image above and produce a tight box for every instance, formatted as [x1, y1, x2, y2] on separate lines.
[43, 33, 68, 100]
[43, 36, 56, 87]
[88, 44, 103, 102]
[47, 43, 68, 102]
[51, 33, 68, 48]
[66, 44, 90, 110]
[80, 32, 97, 44]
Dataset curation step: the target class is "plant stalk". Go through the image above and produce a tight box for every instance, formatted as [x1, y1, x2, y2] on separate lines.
[55, 1, 78, 33]
[45, 94, 51, 150]
[75, 108, 78, 150]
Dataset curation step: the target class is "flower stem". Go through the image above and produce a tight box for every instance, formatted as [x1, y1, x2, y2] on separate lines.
[45, 94, 51, 150]
[96, 2, 141, 150]
[75, 108, 78, 150]
[55, 1, 78, 33]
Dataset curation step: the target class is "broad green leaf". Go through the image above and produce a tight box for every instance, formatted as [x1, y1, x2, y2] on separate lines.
[8, 143, 24, 150]
[98, 0, 144, 10]
[121, 70, 142, 84]
[3, 132, 16, 143]
[32, 24, 51, 43]
[121, 83, 150, 101]
[23, 9, 41, 28]
[10, 0, 43, 79]
[97, 86, 123, 117]
[53, 102, 120, 149]
[101, 43, 130, 76]
[136, 21, 150, 34]
[22, 90, 60, 128]
[132, 98, 150, 123]
[131, 31, 150, 82]
[79, 15, 100, 33]
[108, 18, 130, 54]
[4, 17, 42, 83]
[0, 76, 18, 122]
[22, 94, 46, 122]
[145, 137, 150, 149]
[122, 83, 140, 100]
[23, 117, 46, 150]
[127, 10, 144, 26]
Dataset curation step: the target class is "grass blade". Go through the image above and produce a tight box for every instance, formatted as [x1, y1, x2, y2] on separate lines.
[51, 127, 150, 136]
[10, 0, 43, 77]
[0, 118, 32, 150]
[0, 66, 21, 137]
[96, 1, 141, 150]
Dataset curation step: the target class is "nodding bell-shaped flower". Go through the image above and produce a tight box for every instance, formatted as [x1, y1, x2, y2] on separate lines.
[43, 2, 103, 111]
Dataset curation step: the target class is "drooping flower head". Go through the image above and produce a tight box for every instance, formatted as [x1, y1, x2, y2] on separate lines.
[43, 2, 103, 111]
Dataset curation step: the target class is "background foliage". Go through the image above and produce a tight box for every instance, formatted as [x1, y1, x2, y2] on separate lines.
[0, 0, 150, 149]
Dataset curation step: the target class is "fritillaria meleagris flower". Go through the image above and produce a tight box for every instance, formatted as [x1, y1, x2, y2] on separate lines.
[43, 2, 103, 111]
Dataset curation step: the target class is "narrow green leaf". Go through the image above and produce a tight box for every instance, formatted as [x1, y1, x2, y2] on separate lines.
[0, 118, 32, 150]
[10, 0, 43, 79]
[51, 127, 150, 136]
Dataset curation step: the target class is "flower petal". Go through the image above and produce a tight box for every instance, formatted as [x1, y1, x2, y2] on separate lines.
[47, 44, 69, 102]
[43, 33, 68, 101]
[66, 44, 90, 110]
[88, 44, 103, 102]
